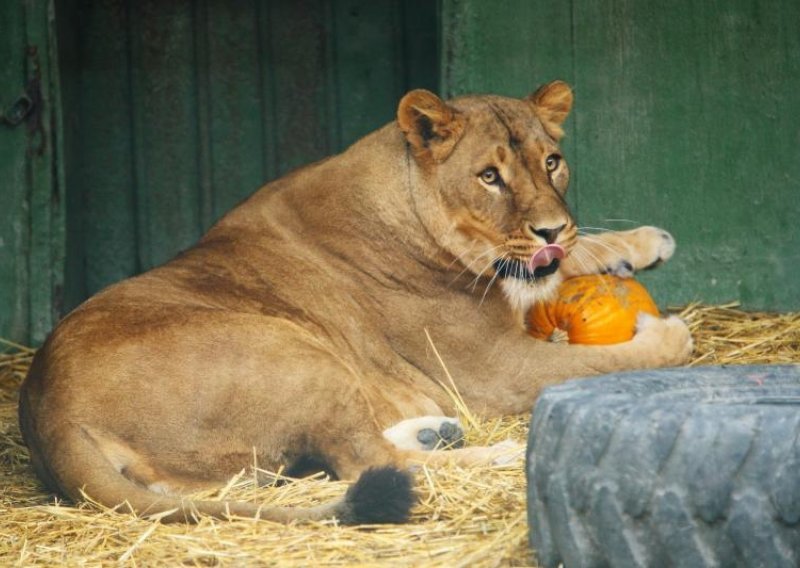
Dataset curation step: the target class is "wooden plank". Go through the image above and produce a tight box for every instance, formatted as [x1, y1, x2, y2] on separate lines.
[57, 0, 86, 313]
[0, 0, 66, 343]
[193, 0, 214, 231]
[129, 0, 201, 269]
[45, 0, 67, 331]
[25, 0, 63, 344]
[196, 0, 265, 225]
[265, 0, 332, 174]
[440, 0, 574, 98]
[0, 1, 29, 342]
[255, 1, 279, 183]
[72, 0, 139, 300]
[330, 0, 403, 147]
[400, 0, 439, 93]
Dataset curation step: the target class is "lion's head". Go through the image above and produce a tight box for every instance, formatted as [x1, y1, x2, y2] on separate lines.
[397, 81, 577, 312]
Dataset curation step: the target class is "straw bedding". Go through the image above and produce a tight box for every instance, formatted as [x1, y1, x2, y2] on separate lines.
[1, 303, 798, 566]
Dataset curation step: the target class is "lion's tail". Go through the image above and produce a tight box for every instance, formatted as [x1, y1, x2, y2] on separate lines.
[35, 425, 415, 524]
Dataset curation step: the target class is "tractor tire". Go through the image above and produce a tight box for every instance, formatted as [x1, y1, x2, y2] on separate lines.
[526, 364, 800, 568]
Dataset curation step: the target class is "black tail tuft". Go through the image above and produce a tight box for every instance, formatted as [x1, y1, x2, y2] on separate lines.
[340, 466, 415, 525]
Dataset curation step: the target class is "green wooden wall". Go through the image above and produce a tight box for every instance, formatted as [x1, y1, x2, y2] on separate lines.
[0, 0, 64, 345]
[442, 0, 800, 310]
[2, 0, 799, 344]
[59, 0, 438, 320]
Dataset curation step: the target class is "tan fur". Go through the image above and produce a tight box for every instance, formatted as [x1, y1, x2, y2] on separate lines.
[18, 82, 692, 522]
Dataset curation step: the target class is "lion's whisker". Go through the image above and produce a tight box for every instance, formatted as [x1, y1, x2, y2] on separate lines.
[480, 271, 501, 306]
[577, 226, 612, 234]
[578, 245, 612, 275]
[446, 240, 478, 270]
[468, 253, 504, 292]
[578, 233, 629, 260]
[479, 254, 509, 306]
[453, 244, 506, 286]
[568, 248, 620, 295]
[570, 248, 599, 276]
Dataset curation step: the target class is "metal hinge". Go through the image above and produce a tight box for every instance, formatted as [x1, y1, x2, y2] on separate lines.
[1, 91, 34, 127]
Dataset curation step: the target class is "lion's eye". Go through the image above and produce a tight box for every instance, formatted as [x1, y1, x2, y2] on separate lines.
[545, 154, 561, 172]
[479, 167, 502, 186]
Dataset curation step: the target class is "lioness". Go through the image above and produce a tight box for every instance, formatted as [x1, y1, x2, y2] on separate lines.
[19, 81, 692, 524]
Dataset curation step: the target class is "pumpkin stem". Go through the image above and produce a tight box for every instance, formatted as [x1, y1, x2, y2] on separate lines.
[548, 328, 570, 343]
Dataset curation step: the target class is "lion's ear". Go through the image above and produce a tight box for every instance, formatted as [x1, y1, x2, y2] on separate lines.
[397, 89, 465, 163]
[527, 81, 573, 140]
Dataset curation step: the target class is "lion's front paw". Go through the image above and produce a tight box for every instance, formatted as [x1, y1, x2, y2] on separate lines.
[571, 226, 678, 279]
[633, 226, 676, 270]
[605, 259, 635, 278]
[601, 226, 676, 276]
[633, 313, 693, 366]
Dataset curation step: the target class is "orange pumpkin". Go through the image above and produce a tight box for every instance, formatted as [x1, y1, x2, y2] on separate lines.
[528, 275, 660, 345]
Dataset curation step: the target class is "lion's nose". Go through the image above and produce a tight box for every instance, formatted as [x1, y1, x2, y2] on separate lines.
[523, 223, 566, 244]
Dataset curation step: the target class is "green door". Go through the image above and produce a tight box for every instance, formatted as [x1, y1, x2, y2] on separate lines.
[0, 0, 64, 345]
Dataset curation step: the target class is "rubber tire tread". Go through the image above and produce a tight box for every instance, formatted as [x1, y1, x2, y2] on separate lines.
[526, 364, 800, 568]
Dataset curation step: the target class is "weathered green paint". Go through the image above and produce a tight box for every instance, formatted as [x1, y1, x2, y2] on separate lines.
[197, 0, 266, 222]
[57, 0, 438, 323]
[0, 0, 64, 344]
[5, 0, 796, 343]
[0, 2, 29, 342]
[130, 1, 203, 270]
[28, 0, 66, 344]
[442, 0, 800, 310]
[68, 0, 139, 300]
[56, 0, 85, 315]
[268, 0, 337, 173]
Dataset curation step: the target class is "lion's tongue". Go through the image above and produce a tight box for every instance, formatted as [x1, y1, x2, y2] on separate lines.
[528, 244, 565, 270]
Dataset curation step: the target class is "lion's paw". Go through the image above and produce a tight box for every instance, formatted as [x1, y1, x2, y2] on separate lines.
[633, 226, 676, 270]
[383, 416, 464, 451]
[587, 226, 677, 278]
[604, 259, 635, 278]
[633, 313, 694, 366]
